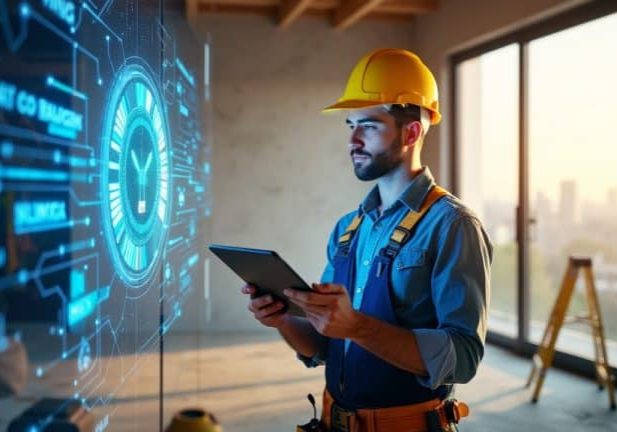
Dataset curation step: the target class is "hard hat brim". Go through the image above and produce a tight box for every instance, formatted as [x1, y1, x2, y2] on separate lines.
[321, 99, 384, 113]
[321, 99, 442, 125]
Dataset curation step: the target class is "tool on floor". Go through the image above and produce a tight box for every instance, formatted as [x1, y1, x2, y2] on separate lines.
[526, 256, 616, 409]
[296, 393, 323, 432]
[166, 408, 223, 432]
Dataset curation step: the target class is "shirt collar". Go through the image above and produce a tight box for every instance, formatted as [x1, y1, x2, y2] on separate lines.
[358, 167, 436, 215]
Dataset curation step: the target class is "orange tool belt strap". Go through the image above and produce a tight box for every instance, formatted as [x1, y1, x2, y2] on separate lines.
[321, 389, 469, 432]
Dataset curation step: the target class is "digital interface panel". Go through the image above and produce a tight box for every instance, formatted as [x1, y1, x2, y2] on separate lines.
[0, 0, 211, 429]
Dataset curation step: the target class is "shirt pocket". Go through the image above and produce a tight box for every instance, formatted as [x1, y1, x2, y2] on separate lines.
[394, 247, 426, 270]
[391, 247, 431, 309]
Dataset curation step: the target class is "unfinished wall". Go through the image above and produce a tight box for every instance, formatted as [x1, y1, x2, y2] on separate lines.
[191, 15, 415, 331]
[191, 0, 588, 333]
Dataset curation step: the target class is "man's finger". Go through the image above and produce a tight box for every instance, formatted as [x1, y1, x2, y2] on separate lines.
[241, 284, 257, 295]
[288, 297, 326, 313]
[252, 295, 275, 309]
[255, 301, 285, 319]
[312, 283, 346, 294]
[284, 289, 335, 306]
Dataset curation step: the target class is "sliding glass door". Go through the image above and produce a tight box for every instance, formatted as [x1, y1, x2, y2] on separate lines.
[452, 2, 617, 370]
[527, 12, 617, 361]
[455, 45, 519, 338]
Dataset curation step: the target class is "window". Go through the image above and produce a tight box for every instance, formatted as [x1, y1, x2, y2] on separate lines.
[452, 2, 617, 374]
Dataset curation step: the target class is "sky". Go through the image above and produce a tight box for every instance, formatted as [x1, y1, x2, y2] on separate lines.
[460, 12, 617, 207]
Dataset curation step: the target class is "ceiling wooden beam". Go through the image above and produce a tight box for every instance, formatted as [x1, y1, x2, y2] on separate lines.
[186, 0, 199, 22]
[378, 0, 439, 15]
[278, 0, 313, 28]
[333, 0, 385, 30]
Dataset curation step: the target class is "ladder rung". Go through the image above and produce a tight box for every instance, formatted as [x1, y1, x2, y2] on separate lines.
[563, 315, 591, 325]
[571, 257, 592, 267]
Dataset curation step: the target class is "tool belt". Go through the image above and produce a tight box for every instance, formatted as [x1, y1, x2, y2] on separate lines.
[321, 390, 469, 432]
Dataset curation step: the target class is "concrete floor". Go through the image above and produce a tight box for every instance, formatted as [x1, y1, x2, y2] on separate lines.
[2, 331, 616, 431]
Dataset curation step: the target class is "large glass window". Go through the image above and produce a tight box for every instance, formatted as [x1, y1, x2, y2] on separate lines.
[456, 44, 519, 337]
[528, 12, 617, 361]
[453, 5, 617, 370]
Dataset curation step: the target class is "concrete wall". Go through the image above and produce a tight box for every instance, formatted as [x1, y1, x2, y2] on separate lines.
[192, 15, 415, 331]
[191, 0, 588, 332]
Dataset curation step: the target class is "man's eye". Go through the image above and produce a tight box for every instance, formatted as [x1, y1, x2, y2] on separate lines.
[364, 124, 377, 130]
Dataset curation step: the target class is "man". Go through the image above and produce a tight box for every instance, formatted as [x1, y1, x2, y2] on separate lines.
[242, 48, 492, 432]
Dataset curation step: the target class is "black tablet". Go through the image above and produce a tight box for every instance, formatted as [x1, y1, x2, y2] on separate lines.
[208, 244, 312, 317]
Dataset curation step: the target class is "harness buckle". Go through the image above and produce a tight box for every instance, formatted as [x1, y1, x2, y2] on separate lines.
[331, 403, 355, 432]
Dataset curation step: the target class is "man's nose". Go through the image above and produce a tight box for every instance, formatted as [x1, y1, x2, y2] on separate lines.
[348, 128, 363, 151]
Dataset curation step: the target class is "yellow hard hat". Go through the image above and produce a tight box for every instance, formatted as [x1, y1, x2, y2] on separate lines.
[322, 48, 441, 125]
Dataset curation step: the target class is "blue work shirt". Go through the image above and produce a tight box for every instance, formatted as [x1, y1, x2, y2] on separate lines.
[310, 167, 492, 390]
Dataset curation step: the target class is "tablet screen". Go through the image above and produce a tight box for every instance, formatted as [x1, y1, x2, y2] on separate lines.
[209, 244, 312, 317]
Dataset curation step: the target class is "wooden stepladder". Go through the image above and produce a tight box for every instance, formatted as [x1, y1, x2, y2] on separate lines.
[526, 256, 616, 409]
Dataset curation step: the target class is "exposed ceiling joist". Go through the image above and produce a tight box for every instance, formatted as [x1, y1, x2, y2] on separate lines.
[379, 0, 439, 14]
[278, 0, 313, 28]
[190, 0, 441, 30]
[333, 0, 385, 30]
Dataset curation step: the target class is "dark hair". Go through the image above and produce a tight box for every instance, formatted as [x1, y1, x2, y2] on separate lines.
[386, 104, 421, 128]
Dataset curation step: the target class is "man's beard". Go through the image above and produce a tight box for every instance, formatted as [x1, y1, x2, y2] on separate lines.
[352, 138, 403, 181]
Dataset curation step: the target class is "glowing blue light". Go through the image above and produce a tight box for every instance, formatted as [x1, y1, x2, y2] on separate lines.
[85, 216, 91, 226]
[28, 425, 39, 432]
[70, 270, 86, 299]
[13, 200, 68, 235]
[77, 337, 92, 372]
[1, 141, 14, 158]
[36, 367, 43, 378]
[100, 63, 171, 286]
[0, 247, 5, 268]
[58, 327, 64, 336]
[68, 296, 95, 326]
[59, 245, 66, 255]
[48, 123, 77, 139]
[105, 35, 110, 42]
[98, 78, 103, 86]
[67, 286, 109, 327]
[187, 253, 199, 268]
[20, 3, 29, 17]
[62, 352, 67, 359]
[53, 149, 61, 163]
[70, 26, 75, 34]
[17, 269, 28, 284]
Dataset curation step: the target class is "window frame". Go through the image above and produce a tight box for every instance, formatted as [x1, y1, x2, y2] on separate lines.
[449, 0, 617, 378]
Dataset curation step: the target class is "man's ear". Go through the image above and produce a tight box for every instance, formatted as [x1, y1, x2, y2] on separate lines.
[402, 121, 423, 149]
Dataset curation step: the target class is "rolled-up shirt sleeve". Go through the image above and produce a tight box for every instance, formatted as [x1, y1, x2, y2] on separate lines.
[414, 214, 492, 389]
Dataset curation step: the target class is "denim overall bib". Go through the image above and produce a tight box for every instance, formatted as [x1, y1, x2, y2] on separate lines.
[324, 187, 450, 410]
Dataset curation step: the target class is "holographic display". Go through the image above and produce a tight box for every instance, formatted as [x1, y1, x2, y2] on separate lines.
[0, 0, 211, 429]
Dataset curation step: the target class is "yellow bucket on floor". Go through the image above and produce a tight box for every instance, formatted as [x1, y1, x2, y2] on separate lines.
[166, 408, 223, 432]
